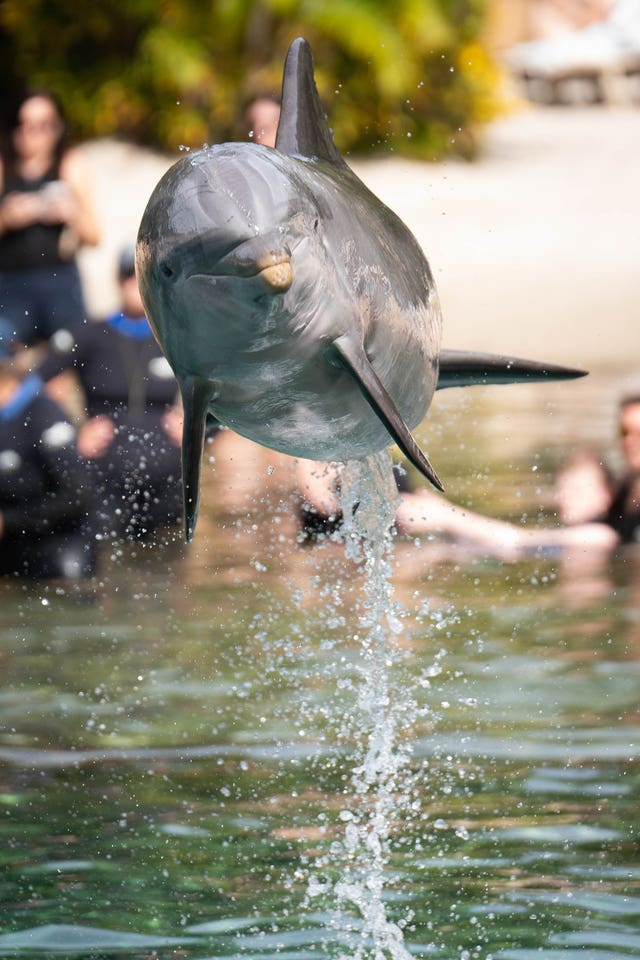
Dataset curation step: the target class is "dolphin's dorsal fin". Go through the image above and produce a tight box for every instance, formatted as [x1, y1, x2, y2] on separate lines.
[437, 349, 587, 390]
[276, 37, 347, 167]
[333, 336, 444, 492]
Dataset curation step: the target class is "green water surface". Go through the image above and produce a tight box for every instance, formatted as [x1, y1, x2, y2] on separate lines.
[0, 374, 638, 960]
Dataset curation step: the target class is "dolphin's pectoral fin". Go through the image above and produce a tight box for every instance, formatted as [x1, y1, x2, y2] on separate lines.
[179, 376, 216, 542]
[332, 336, 444, 493]
[276, 38, 348, 168]
[437, 349, 587, 390]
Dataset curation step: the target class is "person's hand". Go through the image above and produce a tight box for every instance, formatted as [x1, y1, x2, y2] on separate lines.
[161, 406, 183, 447]
[39, 181, 77, 226]
[296, 459, 342, 517]
[77, 416, 115, 458]
[0, 191, 43, 231]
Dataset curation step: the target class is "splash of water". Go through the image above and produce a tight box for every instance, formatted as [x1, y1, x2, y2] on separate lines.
[308, 451, 416, 960]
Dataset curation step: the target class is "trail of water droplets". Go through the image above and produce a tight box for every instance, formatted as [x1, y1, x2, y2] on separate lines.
[307, 452, 417, 960]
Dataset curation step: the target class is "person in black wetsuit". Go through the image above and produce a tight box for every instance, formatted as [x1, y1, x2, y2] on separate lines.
[0, 89, 100, 345]
[0, 320, 95, 579]
[38, 246, 184, 542]
[605, 394, 640, 544]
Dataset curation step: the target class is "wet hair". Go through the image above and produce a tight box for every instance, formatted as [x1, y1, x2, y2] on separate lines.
[240, 92, 281, 138]
[0, 88, 68, 178]
[244, 91, 281, 109]
[117, 244, 136, 281]
[620, 393, 640, 411]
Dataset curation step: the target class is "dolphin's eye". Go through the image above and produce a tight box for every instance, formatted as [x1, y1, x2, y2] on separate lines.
[160, 263, 174, 278]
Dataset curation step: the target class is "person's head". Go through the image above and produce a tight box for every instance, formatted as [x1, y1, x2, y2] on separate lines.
[619, 395, 640, 476]
[117, 244, 145, 318]
[244, 94, 281, 148]
[3, 89, 67, 172]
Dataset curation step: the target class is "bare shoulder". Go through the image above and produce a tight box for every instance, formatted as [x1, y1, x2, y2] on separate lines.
[58, 146, 100, 245]
[59, 147, 93, 187]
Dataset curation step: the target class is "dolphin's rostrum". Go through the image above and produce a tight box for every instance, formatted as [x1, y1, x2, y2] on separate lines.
[136, 38, 585, 541]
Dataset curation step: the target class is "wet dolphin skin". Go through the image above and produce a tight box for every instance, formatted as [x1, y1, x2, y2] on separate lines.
[136, 38, 584, 540]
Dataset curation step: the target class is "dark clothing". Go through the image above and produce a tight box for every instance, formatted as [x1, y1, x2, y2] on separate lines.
[0, 169, 67, 271]
[0, 166, 87, 343]
[605, 478, 640, 544]
[39, 315, 183, 540]
[39, 312, 178, 424]
[0, 262, 85, 344]
[0, 376, 95, 578]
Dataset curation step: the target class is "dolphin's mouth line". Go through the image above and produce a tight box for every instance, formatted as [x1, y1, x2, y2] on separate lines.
[187, 254, 294, 291]
[187, 253, 290, 281]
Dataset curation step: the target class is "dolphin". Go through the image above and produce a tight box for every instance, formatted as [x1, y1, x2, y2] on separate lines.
[136, 37, 585, 541]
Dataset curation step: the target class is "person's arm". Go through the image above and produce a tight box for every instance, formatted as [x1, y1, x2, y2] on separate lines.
[0, 154, 44, 237]
[76, 415, 115, 458]
[395, 488, 620, 558]
[517, 520, 620, 553]
[296, 459, 342, 519]
[395, 489, 525, 559]
[161, 405, 184, 448]
[55, 148, 100, 247]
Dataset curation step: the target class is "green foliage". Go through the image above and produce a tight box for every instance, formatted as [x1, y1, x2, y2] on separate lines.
[1, 0, 503, 159]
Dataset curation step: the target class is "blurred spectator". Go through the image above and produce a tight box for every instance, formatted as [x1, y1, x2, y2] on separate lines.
[0, 319, 95, 579]
[244, 94, 281, 147]
[39, 246, 183, 542]
[0, 88, 100, 345]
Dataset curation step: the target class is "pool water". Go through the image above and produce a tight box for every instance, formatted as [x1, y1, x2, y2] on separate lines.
[1, 372, 638, 959]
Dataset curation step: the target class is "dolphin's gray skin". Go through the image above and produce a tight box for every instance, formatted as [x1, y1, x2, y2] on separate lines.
[136, 37, 585, 541]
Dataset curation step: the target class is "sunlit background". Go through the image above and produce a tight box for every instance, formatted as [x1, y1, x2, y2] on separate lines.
[1, 2, 639, 958]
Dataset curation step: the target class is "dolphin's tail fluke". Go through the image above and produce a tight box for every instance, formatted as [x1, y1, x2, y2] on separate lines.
[332, 336, 444, 492]
[179, 376, 216, 542]
[436, 350, 587, 390]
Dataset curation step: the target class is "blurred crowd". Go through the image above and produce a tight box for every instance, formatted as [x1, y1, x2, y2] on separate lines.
[0, 89, 185, 578]
[0, 87, 638, 580]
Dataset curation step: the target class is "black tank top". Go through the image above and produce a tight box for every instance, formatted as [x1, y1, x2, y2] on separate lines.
[605, 479, 640, 544]
[0, 165, 68, 271]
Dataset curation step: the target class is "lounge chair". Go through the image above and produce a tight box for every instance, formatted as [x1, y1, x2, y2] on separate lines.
[503, 0, 640, 103]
